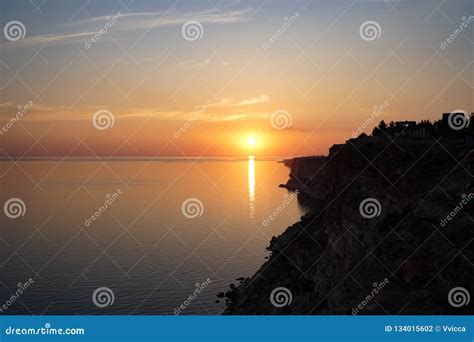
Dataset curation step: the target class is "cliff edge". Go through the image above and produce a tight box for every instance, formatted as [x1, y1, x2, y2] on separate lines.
[224, 136, 473, 314]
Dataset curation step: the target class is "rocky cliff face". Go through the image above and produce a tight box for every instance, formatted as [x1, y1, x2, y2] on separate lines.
[280, 156, 327, 197]
[225, 136, 473, 314]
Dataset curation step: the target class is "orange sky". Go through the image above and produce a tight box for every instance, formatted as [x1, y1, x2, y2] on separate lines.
[1, 1, 472, 157]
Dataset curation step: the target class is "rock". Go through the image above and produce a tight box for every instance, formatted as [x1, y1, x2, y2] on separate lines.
[224, 137, 474, 315]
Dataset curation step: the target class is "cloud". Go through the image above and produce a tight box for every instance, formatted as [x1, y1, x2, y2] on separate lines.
[177, 56, 232, 69]
[203, 112, 269, 121]
[3, 31, 98, 48]
[0, 103, 184, 121]
[0, 97, 271, 124]
[1, 8, 251, 49]
[204, 95, 270, 108]
[178, 58, 211, 69]
[65, 8, 249, 28]
[234, 95, 270, 106]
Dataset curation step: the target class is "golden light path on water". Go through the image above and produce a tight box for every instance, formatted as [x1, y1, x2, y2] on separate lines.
[248, 155, 255, 219]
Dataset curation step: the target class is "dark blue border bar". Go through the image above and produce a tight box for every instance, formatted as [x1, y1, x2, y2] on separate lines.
[0, 316, 472, 342]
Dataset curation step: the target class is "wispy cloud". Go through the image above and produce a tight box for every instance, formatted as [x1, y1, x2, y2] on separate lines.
[3, 31, 98, 47]
[203, 112, 269, 122]
[178, 58, 211, 69]
[0, 103, 184, 121]
[0, 94, 269, 123]
[177, 56, 231, 69]
[204, 95, 269, 108]
[65, 8, 249, 28]
[1, 8, 251, 49]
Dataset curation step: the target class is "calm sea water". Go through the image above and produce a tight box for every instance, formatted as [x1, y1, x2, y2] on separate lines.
[0, 158, 305, 314]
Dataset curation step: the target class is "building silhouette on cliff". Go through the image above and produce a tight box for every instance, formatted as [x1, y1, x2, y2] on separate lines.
[371, 112, 473, 141]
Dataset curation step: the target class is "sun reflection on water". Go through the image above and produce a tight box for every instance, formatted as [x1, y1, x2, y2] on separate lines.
[248, 155, 255, 218]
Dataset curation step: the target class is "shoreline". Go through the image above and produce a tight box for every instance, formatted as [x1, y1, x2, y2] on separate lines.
[223, 135, 473, 314]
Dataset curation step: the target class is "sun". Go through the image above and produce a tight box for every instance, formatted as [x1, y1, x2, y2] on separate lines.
[241, 133, 265, 154]
[247, 136, 257, 147]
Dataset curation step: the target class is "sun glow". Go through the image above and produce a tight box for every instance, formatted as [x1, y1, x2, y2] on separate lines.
[247, 136, 257, 147]
[240, 133, 266, 155]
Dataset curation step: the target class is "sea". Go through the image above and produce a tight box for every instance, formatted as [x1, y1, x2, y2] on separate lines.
[0, 157, 306, 314]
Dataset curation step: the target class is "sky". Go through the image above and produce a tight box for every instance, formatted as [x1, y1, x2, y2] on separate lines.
[0, 0, 472, 157]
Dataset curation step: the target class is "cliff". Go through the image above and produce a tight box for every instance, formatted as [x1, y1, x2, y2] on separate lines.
[279, 156, 327, 196]
[224, 136, 474, 314]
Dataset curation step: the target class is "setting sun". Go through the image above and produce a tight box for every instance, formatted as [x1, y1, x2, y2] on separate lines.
[247, 136, 257, 147]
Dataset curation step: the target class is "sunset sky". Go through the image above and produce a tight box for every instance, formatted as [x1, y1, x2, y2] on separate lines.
[0, 0, 472, 157]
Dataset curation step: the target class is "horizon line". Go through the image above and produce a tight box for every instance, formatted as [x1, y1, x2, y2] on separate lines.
[0, 155, 299, 162]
